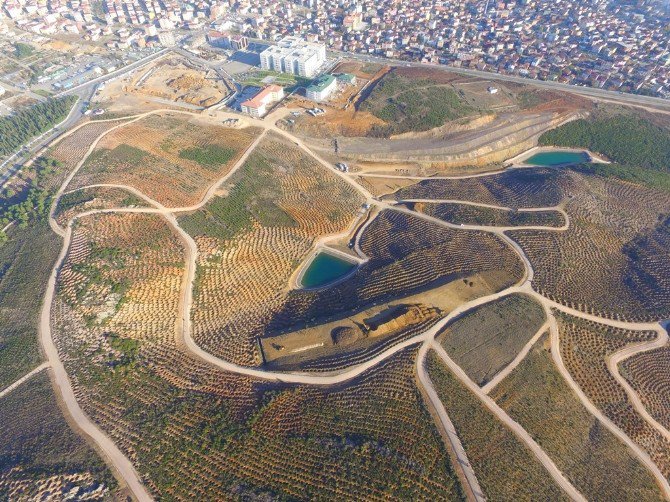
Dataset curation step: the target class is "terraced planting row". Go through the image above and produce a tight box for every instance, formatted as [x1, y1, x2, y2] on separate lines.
[390, 167, 573, 209]
[556, 312, 670, 478]
[267, 210, 524, 337]
[511, 173, 670, 321]
[52, 221, 465, 502]
[622, 346, 670, 432]
[425, 351, 566, 500]
[437, 293, 546, 386]
[0, 372, 116, 501]
[67, 113, 261, 207]
[47, 119, 132, 190]
[491, 334, 664, 501]
[180, 134, 364, 365]
[415, 201, 565, 228]
[55, 186, 147, 227]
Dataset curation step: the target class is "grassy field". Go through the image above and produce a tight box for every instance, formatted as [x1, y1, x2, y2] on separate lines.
[426, 351, 566, 500]
[240, 70, 310, 91]
[491, 334, 663, 501]
[360, 70, 477, 137]
[0, 222, 60, 389]
[438, 294, 546, 386]
[0, 372, 116, 500]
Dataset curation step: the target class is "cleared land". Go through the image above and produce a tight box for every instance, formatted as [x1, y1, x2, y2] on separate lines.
[437, 294, 546, 386]
[67, 113, 261, 207]
[426, 350, 566, 500]
[0, 372, 116, 501]
[266, 210, 524, 352]
[131, 57, 229, 108]
[491, 333, 663, 501]
[262, 272, 505, 372]
[556, 312, 670, 478]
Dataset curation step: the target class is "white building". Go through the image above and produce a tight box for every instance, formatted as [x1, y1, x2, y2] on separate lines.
[241, 84, 284, 117]
[260, 36, 326, 77]
[306, 74, 336, 101]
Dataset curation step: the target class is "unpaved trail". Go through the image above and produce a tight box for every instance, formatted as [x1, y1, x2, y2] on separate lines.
[35, 103, 670, 501]
[39, 220, 153, 502]
[426, 340, 586, 501]
[481, 321, 549, 395]
[0, 362, 50, 399]
[416, 343, 486, 502]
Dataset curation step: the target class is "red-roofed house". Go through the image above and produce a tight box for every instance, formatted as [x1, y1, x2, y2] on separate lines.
[241, 85, 284, 117]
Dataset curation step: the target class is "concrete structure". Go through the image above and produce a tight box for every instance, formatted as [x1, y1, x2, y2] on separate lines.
[260, 36, 326, 77]
[157, 31, 175, 46]
[335, 73, 356, 85]
[241, 84, 284, 117]
[306, 74, 336, 101]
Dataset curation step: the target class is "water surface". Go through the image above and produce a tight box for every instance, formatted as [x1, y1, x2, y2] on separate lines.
[526, 150, 590, 166]
[301, 251, 356, 288]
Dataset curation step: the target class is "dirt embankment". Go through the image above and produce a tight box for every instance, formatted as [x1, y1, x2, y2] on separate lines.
[304, 110, 586, 169]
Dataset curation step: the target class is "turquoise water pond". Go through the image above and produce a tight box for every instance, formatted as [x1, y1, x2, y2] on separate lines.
[301, 251, 356, 288]
[526, 150, 590, 166]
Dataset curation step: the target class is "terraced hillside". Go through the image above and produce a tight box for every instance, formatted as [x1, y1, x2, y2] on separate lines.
[426, 351, 566, 500]
[556, 312, 670, 478]
[415, 201, 565, 228]
[491, 334, 664, 501]
[267, 210, 524, 339]
[621, 343, 670, 433]
[390, 167, 572, 208]
[437, 294, 546, 386]
[180, 133, 364, 365]
[67, 113, 261, 207]
[511, 173, 670, 321]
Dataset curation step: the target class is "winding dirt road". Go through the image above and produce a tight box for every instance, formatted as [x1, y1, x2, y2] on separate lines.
[33, 106, 670, 501]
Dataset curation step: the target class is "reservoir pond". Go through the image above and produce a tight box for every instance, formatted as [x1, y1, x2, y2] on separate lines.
[301, 251, 356, 288]
[525, 150, 590, 166]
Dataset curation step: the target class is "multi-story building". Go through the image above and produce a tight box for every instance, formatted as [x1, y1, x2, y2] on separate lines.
[306, 74, 336, 101]
[260, 36, 326, 77]
[241, 84, 284, 117]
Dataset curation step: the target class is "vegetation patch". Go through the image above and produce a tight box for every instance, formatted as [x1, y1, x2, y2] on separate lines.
[180, 153, 296, 241]
[0, 97, 76, 158]
[361, 71, 476, 137]
[438, 294, 545, 386]
[492, 334, 663, 501]
[178, 145, 236, 169]
[540, 115, 670, 172]
[426, 351, 565, 500]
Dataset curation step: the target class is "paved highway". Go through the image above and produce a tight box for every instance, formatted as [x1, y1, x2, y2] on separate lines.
[327, 49, 670, 112]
